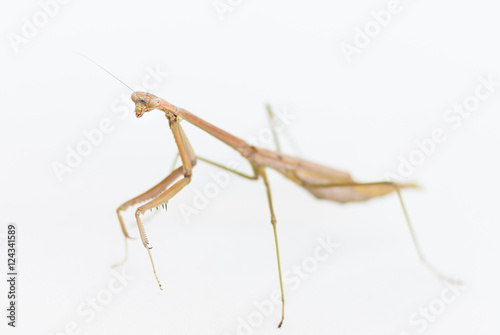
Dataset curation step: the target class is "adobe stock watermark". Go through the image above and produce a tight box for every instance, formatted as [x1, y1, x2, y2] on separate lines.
[7, 0, 73, 53]
[396, 281, 466, 334]
[384, 73, 499, 181]
[48, 268, 133, 335]
[222, 235, 340, 335]
[51, 65, 168, 182]
[213, 0, 244, 21]
[178, 160, 236, 223]
[178, 106, 296, 223]
[339, 0, 403, 64]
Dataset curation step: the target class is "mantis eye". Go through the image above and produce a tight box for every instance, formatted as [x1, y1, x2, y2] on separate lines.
[138, 99, 147, 104]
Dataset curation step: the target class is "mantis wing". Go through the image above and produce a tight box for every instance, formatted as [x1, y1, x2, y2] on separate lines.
[251, 147, 415, 203]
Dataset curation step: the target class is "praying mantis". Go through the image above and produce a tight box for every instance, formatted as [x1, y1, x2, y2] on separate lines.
[90, 59, 459, 328]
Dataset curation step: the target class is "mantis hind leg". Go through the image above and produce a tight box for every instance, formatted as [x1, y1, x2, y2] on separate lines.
[306, 180, 461, 284]
[259, 169, 286, 328]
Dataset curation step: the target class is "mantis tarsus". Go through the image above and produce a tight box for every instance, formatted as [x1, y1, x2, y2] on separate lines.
[88, 57, 459, 328]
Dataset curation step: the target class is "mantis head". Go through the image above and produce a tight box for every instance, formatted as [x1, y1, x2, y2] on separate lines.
[131, 92, 178, 118]
[131, 92, 162, 118]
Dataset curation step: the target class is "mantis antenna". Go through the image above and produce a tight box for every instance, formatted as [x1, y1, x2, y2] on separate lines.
[78, 52, 134, 92]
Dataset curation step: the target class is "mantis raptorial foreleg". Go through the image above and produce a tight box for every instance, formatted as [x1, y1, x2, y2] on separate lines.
[113, 166, 185, 268]
[304, 180, 460, 284]
[116, 167, 185, 238]
[122, 118, 197, 288]
[135, 176, 192, 289]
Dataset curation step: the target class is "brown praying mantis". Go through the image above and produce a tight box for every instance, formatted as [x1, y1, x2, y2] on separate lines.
[89, 59, 459, 328]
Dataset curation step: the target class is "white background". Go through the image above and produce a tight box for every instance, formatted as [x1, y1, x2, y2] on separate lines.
[1, 1, 499, 334]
